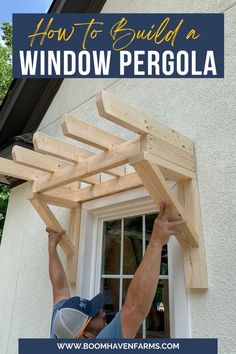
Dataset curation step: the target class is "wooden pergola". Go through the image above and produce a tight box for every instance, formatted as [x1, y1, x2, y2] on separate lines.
[0, 91, 207, 289]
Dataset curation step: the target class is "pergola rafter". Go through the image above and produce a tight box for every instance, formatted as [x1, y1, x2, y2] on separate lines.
[0, 91, 207, 289]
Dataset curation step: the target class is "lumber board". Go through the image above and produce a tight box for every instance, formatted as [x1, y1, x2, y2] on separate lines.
[29, 188, 78, 208]
[103, 165, 125, 177]
[0, 157, 47, 181]
[33, 132, 93, 161]
[132, 152, 195, 181]
[13, 145, 100, 185]
[33, 132, 124, 178]
[30, 197, 75, 256]
[33, 138, 141, 193]
[141, 134, 195, 172]
[31, 133, 100, 184]
[131, 159, 199, 248]
[66, 207, 81, 283]
[62, 115, 125, 150]
[97, 90, 193, 154]
[12, 145, 70, 172]
[179, 179, 208, 289]
[29, 182, 80, 208]
[74, 172, 143, 202]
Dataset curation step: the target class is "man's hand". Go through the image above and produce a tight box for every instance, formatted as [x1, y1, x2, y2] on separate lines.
[46, 227, 65, 253]
[151, 201, 186, 247]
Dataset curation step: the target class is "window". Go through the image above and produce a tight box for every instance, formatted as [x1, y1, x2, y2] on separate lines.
[101, 214, 170, 338]
[77, 187, 189, 338]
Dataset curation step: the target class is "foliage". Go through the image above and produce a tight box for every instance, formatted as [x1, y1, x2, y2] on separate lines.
[0, 22, 12, 242]
[1, 22, 12, 48]
[0, 22, 12, 105]
[0, 184, 10, 243]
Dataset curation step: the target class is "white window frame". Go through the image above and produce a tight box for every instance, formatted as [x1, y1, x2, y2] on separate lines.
[76, 186, 190, 338]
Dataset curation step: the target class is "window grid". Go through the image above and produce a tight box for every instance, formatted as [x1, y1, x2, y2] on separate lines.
[101, 213, 169, 339]
[119, 218, 124, 310]
[101, 275, 169, 280]
[142, 214, 146, 338]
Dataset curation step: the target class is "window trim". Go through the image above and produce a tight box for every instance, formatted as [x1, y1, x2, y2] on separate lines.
[77, 186, 190, 338]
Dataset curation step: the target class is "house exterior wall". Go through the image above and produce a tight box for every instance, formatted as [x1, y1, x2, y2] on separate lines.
[0, 1, 235, 353]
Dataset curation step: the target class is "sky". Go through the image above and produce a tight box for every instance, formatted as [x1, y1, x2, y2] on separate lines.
[0, 0, 52, 25]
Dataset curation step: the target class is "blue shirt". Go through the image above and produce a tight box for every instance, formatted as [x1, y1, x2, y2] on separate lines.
[50, 300, 123, 338]
[50, 299, 67, 338]
[96, 312, 123, 338]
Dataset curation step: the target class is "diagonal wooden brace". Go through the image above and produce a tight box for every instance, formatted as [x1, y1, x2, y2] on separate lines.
[30, 196, 75, 256]
[130, 157, 199, 248]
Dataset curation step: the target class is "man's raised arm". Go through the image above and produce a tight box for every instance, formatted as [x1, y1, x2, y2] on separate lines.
[47, 228, 70, 305]
[120, 202, 186, 338]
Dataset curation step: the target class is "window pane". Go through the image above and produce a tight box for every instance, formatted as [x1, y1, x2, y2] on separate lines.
[160, 245, 168, 275]
[145, 214, 168, 275]
[101, 278, 120, 324]
[146, 279, 170, 338]
[122, 278, 132, 305]
[122, 278, 170, 338]
[123, 216, 143, 275]
[101, 214, 170, 339]
[145, 213, 157, 241]
[102, 220, 121, 275]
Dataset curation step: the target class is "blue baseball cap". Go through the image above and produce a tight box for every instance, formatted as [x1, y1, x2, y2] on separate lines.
[54, 293, 104, 338]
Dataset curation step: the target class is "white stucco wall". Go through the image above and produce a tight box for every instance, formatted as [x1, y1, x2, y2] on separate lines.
[0, 1, 235, 354]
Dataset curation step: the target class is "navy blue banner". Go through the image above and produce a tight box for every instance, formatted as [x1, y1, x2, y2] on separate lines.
[19, 338, 217, 354]
[13, 14, 224, 78]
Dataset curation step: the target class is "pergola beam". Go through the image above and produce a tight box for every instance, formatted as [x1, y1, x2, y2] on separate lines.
[12, 145, 100, 185]
[0, 157, 47, 181]
[12, 145, 70, 172]
[33, 132, 92, 161]
[33, 138, 141, 193]
[74, 172, 143, 202]
[62, 115, 125, 150]
[132, 152, 195, 181]
[62, 116, 125, 177]
[97, 90, 194, 154]
[33, 132, 124, 178]
[141, 134, 195, 172]
[29, 187, 78, 208]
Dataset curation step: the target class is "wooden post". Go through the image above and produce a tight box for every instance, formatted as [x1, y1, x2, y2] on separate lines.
[178, 179, 208, 289]
[66, 206, 81, 283]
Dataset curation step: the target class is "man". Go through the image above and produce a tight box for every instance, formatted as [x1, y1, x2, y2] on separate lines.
[47, 201, 185, 338]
